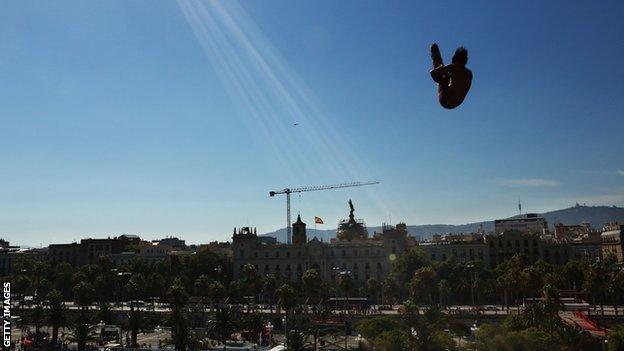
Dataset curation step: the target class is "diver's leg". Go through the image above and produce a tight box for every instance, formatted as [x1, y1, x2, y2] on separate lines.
[431, 43, 444, 69]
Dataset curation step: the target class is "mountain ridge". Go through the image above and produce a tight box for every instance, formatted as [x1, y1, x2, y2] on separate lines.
[260, 205, 624, 243]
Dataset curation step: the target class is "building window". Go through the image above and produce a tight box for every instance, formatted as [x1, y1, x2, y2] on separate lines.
[286, 252, 290, 257]
[239, 250, 244, 257]
[354, 250, 358, 256]
[276, 252, 280, 258]
[297, 251, 301, 257]
[342, 250, 346, 257]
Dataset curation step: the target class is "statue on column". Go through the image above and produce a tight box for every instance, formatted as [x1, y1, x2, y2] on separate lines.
[348, 199, 355, 221]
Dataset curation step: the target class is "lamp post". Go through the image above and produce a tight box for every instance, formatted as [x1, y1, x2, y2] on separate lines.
[214, 265, 223, 281]
[466, 263, 476, 307]
[266, 322, 274, 346]
[98, 320, 105, 346]
[338, 270, 352, 350]
[282, 316, 287, 346]
[155, 325, 163, 349]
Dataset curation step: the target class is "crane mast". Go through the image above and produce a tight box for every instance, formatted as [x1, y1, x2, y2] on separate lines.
[269, 181, 379, 244]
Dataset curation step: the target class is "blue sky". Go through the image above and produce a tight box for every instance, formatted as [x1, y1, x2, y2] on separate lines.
[1, 0, 623, 246]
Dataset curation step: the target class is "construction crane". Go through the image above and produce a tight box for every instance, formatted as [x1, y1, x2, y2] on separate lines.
[269, 181, 380, 244]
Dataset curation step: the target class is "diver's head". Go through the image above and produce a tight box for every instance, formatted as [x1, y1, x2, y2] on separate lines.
[452, 46, 468, 66]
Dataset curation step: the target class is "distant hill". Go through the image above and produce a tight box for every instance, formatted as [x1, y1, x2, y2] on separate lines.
[260, 205, 624, 243]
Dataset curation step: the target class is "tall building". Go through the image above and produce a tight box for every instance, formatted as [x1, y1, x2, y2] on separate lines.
[232, 201, 411, 285]
[601, 222, 624, 262]
[49, 234, 142, 266]
[494, 213, 548, 235]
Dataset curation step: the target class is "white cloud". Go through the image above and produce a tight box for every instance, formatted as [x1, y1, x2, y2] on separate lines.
[499, 178, 560, 187]
[574, 169, 624, 176]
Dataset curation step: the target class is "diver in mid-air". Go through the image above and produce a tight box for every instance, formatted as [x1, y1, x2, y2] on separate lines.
[430, 44, 472, 109]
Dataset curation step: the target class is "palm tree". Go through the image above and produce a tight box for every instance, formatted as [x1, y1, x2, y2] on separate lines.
[366, 278, 380, 305]
[241, 312, 265, 343]
[73, 282, 96, 315]
[67, 319, 98, 351]
[208, 281, 225, 311]
[194, 275, 211, 313]
[409, 267, 438, 305]
[241, 263, 259, 310]
[263, 275, 277, 313]
[46, 289, 67, 348]
[286, 329, 310, 351]
[607, 268, 624, 317]
[148, 272, 166, 310]
[583, 262, 606, 316]
[169, 281, 191, 351]
[210, 306, 236, 344]
[125, 277, 145, 348]
[437, 280, 451, 308]
[302, 269, 322, 302]
[382, 278, 398, 306]
[276, 283, 297, 313]
[96, 302, 114, 325]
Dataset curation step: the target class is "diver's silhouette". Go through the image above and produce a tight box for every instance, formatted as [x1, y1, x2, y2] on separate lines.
[430, 44, 472, 109]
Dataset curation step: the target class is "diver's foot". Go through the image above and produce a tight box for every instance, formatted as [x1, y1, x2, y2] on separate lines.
[431, 43, 443, 67]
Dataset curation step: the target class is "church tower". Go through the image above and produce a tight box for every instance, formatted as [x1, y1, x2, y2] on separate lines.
[292, 214, 307, 245]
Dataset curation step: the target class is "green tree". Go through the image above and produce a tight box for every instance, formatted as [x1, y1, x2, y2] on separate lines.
[409, 267, 438, 305]
[357, 316, 402, 340]
[208, 281, 225, 311]
[194, 275, 211, 312]
[276, 283, 297, 312]
[210, 306, 236, 343]
[366, 278, 380, 304]
[437, 279, 451, 307]
[241, 312, 265, 343]
[168, 281, 191, 351]
[97, 301, 114, 325]
[302, 269, 322, 301]
[371, 330, 410, 351]
[46, 289, 67, 348]
[607, 324, 624, 351]
[67, 319, 98, 351]
[285, 329, 310, 351]
[263, 274, 277, 313]
[73, 282, 96, 313]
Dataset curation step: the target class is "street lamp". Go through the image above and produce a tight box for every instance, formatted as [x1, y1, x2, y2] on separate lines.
[282, 316, 287, 346]
[356, 334, 365, 347]
[155, 325, 163, 349]
[98, 320, 105, 345]
[266, 322, 274, 346]
[466, 263, 476, 307]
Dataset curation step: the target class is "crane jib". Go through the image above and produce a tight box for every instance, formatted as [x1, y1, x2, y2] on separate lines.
[268, 181, 380, 245]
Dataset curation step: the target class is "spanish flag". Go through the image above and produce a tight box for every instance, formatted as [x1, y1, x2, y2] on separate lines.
[314, 216, 324, 224]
